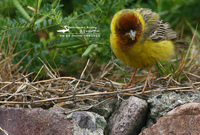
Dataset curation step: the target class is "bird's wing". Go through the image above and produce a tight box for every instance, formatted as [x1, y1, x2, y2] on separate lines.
[134, 8, 177, 42]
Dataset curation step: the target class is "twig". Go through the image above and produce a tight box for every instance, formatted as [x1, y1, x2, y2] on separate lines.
[64, 97, 115, 114]
[0, 72, 34, 90]
[32, 65, 44, 82]
[38, 57, 56, 79]
[74, 59, 90, 91]
[0, 127, 8, 135]
[0, 85, 197, 105]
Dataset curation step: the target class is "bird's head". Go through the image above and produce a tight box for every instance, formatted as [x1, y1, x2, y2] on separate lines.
[112, 9, 144, 47]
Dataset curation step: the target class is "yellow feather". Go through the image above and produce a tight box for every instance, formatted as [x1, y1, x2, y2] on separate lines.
[110, 8, 174, 68]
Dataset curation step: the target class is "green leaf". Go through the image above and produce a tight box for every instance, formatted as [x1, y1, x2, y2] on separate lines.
[12, 0, 32, 22]
[52, 0, 60, 9]
[82, 44, 96, 57]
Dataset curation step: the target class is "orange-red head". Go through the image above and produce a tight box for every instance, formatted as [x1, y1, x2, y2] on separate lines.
[111, 9, 144, 50]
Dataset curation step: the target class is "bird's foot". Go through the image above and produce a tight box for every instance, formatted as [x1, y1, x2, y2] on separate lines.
[124, 68, 137, 89]
[142, 75, 152, 93]
[124, 79, 134, 89]
[141, 66, 152, 94]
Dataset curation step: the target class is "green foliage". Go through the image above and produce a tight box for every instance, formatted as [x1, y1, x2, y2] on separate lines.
[0, 0, 199, 80]
[127, 0, 200, 37]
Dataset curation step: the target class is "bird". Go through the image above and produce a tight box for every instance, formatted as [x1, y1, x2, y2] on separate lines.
[110, 8, 177, 93]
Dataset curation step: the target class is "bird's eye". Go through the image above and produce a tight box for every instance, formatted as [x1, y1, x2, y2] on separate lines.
[120, 29, 126, 33]
[135, 26, 138, 30]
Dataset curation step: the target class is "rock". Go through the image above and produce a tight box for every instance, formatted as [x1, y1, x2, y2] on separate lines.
[147, 91, 200, 121]
[73, 98, 118, 119]
[66, 111, 107, 135]
[107, 96, 148, 135]
[88, 98, 118, 119]
[0, 107, 73, 135]
[139, 102, 200, 135]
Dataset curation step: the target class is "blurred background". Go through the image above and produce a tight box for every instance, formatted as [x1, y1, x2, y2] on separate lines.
[0, 0, 200, 82]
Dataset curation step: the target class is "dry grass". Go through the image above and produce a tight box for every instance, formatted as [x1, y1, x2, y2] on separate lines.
[0, 28, 200, 112]
[1, 57, 200, 109]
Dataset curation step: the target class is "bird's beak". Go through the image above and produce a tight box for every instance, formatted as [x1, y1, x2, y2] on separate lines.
[125, 30, 136, 40]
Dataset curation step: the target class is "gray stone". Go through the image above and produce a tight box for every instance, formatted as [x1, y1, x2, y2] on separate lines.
[147, 91, 200, 121]
[67, 111, 107, 135]
[74, 98, 118, 119]
[72, 111, 96, 131]
[88, 98, 118, 119]
[107, 96, 148, 135]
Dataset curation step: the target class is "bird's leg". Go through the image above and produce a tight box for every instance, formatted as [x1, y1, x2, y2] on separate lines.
[124, 68, 137, 89]
[142, 66, 152, 93]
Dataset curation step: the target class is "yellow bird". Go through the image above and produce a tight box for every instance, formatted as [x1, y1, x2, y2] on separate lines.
[110, 8, 177, 93]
